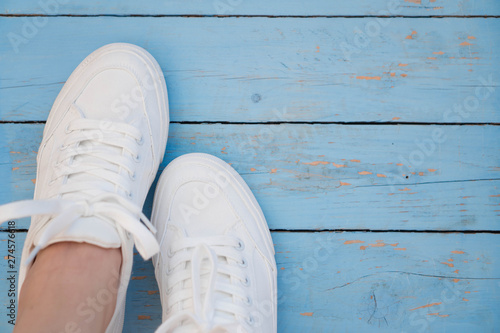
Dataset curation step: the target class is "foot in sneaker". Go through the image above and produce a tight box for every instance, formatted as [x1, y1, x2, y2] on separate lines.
[0, 43, 169, 332]
[151, 153, 277, 333]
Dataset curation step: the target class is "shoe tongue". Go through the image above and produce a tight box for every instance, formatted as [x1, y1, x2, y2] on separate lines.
[32, 216, 122, 249]
[182, 255, 239, 326]
[63, 100, 140, 199]
[169, 182, 244, 325]
[70, 142, 123, 190]
[62, 126, 131, 198]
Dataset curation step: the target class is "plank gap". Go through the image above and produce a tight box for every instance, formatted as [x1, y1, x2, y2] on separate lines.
[1, 120, 499, 126]
[2, 229, 500, 234]
[1, 14, 500, 18]
[271, 229, 500, 234]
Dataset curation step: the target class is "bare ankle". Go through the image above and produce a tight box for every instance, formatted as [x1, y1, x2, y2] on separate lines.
[14, 242, 122, 333]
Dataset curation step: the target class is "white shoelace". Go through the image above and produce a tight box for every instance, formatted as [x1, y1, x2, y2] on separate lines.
[155, 237, 251, 333]
[0, 118, 159, 264]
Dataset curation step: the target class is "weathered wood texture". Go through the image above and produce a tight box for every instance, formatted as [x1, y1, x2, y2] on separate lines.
[1, 17, 499, 123]
[1, 232, 499, 332]
[2, 0, 499, 16]
[1, 123, 499, 231]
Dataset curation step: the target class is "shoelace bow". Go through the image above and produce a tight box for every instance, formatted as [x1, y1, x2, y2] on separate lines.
[155, 237, 251, 333]
[0, 118, 159, 264]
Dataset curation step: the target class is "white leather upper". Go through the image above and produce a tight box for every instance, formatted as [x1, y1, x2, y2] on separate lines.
[0, 43, 170, 333]
[152, 154, 277, 333]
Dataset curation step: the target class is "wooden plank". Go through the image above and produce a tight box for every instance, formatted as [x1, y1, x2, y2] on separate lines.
[0, 231, 498, 332]
[1, 17, 499, 123]
[2, 0, 499, 16]
[273, 232, 500, 332]
[1, 123, 499, 231]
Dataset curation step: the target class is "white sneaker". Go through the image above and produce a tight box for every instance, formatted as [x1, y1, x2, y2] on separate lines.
[0, 43, 169, 333]
[151, 153, 277, 333]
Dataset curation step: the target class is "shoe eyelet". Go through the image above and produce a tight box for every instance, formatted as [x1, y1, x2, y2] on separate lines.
[59, 144, 69, 151]
[246, 315, 255, 326]
[48, 179, 56, 186]
[166, 287, 173, 295]
[244, 296, 252, 306]
[235, 239, 245, 251]
[167, 247, 174, 258]
[241, 277, 250, 287]
[128, 192, 133, 199]
[129, 172, 136, 181]
[239, 258, 248, 268]
[136, 136, 144, 146]
[134, 155, 140, 163]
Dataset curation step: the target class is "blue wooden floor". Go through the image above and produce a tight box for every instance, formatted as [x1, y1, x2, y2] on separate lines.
[1, 1, 499, 332]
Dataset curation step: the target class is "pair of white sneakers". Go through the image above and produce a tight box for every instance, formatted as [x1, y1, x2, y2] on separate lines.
[0, 43, 277, 333]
